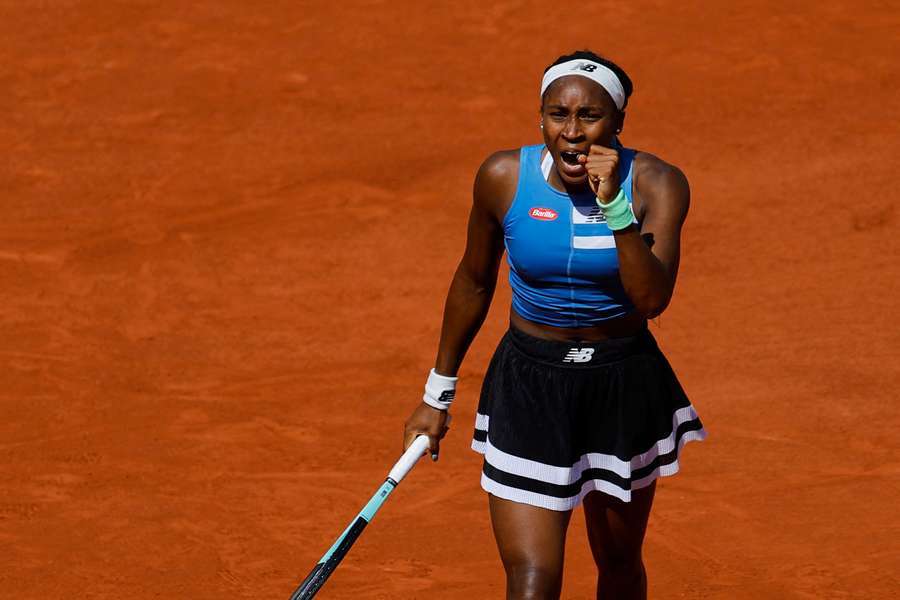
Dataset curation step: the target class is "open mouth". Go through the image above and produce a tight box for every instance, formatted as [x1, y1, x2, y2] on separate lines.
[560, 151, 584, 166]
[557, 151, 588, 179]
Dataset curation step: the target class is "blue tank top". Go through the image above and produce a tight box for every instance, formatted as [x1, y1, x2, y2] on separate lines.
[504, 143, 639, 327]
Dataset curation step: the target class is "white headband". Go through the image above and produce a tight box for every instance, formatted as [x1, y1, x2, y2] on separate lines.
[540, 60, 626, 111]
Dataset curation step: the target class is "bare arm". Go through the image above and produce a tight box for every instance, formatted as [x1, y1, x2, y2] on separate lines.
[584, 148, 690, 318]
[403, 151, 516, 455]
[433, 161, 509, 375]
[613, 156, 690, 318]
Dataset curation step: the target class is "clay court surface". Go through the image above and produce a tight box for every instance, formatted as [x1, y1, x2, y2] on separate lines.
[2, 1, 899, 598]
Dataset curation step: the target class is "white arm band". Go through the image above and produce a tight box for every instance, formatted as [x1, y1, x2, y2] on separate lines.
[422, 368, 457, 411]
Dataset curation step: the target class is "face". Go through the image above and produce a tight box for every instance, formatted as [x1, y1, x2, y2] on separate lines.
[540, 75, 623, 186]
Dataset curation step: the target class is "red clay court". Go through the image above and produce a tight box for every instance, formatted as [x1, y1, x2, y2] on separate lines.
[1, 2, 898, 598]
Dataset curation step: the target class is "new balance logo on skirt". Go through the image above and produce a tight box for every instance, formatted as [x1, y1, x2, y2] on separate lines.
[562, 348, 595, 363]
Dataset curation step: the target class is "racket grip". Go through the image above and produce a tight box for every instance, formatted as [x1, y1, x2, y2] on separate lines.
[389, 435, 430, 483]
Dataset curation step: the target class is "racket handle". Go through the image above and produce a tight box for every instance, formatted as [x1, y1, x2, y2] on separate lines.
[388, 435, 430, 483]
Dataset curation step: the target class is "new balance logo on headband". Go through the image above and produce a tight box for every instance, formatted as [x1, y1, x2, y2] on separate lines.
[562, 348, 595, 363]
[571, 62, 598, 73]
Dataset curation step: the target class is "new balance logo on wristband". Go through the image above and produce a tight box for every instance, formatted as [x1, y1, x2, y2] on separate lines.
[423, 369, 458, 411]
[562, 348, 595, 363]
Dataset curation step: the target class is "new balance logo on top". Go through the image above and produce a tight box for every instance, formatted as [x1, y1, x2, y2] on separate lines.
[562, 348, 595, 363]
[573, 205, 606, 224]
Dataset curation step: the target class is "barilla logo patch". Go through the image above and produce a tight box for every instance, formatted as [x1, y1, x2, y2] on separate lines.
[529, 207, 558, 221]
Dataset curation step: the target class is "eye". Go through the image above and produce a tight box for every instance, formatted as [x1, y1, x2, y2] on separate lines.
[549, 110, 567, 121]
[580, 111, 604, 122]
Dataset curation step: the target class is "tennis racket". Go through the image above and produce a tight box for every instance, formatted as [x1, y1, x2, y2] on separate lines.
[288, 433, 433, 599]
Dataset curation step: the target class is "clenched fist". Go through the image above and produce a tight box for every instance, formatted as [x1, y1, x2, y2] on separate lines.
[578, 145, 620, 203]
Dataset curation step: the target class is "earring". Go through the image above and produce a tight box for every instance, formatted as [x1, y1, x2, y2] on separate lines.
[540, 123, 544, 129]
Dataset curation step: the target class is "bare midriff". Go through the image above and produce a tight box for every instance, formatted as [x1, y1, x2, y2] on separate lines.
[509, 308, 647, 342]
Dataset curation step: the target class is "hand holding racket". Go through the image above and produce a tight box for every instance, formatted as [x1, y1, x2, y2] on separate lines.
[403, 402, 451, 461]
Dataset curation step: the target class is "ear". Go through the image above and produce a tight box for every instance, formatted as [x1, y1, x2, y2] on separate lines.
[615, 110, 626, 134]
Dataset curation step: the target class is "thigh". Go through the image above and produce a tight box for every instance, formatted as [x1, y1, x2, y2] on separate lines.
[583, 482, 656, 567]
[489, 494, 572, 580]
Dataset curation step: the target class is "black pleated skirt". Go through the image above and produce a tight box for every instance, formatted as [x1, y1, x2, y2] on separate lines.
[471, 325, 706, 510]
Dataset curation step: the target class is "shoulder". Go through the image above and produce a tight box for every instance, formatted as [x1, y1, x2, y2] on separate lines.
[632, 151, 690, 222]
[473, 149, 521, 220]
[634, 151, 689, 196]
[475, 149, 520, 189]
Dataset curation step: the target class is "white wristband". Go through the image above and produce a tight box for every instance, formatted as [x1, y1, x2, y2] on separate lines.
[422, 368, 457, 411]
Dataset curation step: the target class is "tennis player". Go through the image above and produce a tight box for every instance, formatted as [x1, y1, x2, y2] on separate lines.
[403, 50, 707, 600]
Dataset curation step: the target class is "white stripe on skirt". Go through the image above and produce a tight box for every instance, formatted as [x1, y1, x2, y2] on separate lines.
[475, 429, 707, 508]
[471, 405, 707, 509]
[474, 405, 702, 480]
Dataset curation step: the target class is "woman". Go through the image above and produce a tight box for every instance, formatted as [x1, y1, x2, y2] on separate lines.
[403, 50, 706, 600]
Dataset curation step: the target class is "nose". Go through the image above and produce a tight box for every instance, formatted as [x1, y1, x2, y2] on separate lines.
[561, 116, 582, 140]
